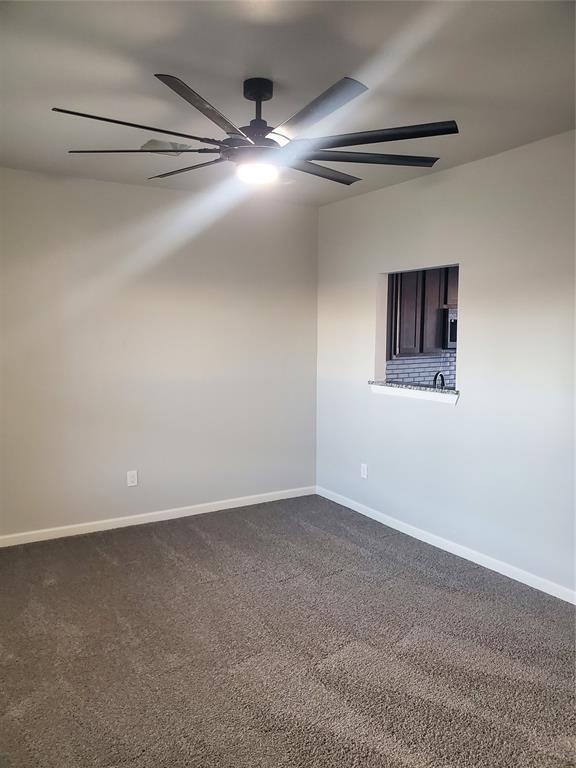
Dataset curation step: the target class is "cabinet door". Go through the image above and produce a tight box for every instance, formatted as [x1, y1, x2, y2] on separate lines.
[422, 268, 446, 354]
[396, 270, 423, 356]
[446, 266, 459, 306]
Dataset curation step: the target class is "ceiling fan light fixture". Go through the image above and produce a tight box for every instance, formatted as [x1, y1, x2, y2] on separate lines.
[236, 162, 279, 184]
[55, 74, 458, 188]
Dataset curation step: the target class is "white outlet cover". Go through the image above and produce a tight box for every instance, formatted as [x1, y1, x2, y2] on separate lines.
[360, 464, 368, 479]
[127, 470, 138, 487]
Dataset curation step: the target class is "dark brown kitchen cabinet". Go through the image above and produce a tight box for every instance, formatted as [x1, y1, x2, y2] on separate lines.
[422, 268, 446, 354]
[388, 265, 458, 358]
[396, 269, 423, 356]
[446, 266, 459, 306]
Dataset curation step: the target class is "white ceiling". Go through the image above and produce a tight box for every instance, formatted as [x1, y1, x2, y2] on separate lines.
[1, 1, 574, 206]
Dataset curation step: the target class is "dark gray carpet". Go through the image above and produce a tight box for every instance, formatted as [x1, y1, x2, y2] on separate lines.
[1, 495, 574, 768]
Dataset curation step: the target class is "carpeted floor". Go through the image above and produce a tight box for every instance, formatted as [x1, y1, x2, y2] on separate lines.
[1, 495, 574, 768]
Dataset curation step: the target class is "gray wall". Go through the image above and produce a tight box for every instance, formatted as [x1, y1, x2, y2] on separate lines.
[0, 168, 317, 535]
[2, 133, 574, 596]
[317, 131, 575, 591]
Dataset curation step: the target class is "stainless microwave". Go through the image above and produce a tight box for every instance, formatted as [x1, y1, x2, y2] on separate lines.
[444, 307, 457, 349]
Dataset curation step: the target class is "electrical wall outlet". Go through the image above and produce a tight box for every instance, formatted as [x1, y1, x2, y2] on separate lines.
[126, 470, 138, 487]
[360, 463, 368, 479]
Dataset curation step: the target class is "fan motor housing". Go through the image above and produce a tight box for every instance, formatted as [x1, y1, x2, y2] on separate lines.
[221, 144, 279, 164]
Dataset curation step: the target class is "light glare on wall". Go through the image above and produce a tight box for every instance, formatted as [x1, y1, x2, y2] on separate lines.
[236, 163, 279, 185]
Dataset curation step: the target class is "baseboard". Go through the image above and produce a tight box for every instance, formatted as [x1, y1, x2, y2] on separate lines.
[0, 486, 316, 548]
[315, 486, 576, 605]
[4, 485, 573, 605]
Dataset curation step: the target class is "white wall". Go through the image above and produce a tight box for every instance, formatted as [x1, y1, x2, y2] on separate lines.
[317, 131, 575, 593]
[0, 168, 317, 536]
[2, 133, 574, 599]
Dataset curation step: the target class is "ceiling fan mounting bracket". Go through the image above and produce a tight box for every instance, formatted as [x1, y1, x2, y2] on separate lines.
[243, 78, 274, 103]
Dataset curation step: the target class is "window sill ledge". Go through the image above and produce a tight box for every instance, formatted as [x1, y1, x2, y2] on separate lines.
[369, 381, 460, 404]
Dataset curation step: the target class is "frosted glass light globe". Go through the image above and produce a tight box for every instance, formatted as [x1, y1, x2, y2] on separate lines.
[236, 163, 279, 184]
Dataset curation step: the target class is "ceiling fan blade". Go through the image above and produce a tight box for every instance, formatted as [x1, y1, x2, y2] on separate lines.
[295, 120, 459, 150]
[155, 74, 251, 141]
[68, 148, 220, 154]
[52, 108, 225, 146]
[148, 158, 226, 180]
[272, 77, 368, 142]
[304, 150, 439, 167]
[291, 160, 360, 185]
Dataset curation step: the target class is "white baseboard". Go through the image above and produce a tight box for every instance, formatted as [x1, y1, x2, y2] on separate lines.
[316, 486, 576, 605]
[3, 484, 573, 605]
[0, 486, 316, 548]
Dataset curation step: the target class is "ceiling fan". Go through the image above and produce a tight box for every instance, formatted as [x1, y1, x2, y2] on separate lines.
[52, 75, 459, 186]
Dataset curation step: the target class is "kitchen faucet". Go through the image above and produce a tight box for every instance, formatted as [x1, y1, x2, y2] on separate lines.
[433, 372, 445, 389]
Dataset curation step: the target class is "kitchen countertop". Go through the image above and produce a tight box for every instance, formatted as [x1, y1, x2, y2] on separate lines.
[369, 380, 460, 396]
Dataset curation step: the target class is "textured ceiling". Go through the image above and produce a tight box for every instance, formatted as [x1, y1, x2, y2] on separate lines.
[1, 1, 574, 205]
